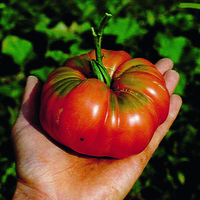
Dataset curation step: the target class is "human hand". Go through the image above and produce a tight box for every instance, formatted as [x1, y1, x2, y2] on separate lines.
[12, 58, 182, 200]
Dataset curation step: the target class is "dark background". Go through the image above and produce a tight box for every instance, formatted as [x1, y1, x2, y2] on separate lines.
[0, 0, 200, 199]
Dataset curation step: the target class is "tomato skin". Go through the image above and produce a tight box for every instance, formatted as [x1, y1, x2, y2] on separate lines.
[40, 49, 170, 158]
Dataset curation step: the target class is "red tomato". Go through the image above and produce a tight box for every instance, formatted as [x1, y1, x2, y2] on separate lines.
[40, 49, 170, 158]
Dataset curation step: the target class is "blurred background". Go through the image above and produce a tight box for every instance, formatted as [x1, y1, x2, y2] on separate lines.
[0, 0, 200, 199]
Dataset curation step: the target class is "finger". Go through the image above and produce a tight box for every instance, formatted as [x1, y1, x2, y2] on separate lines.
[164, 70, 180, 95]
[150, 94, 182, 148]
[126, 94, 182, 171]
[133, 94, 182, 167]
[155, 58, 174, 75]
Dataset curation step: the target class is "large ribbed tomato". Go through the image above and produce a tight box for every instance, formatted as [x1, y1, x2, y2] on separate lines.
[40, 49, 170, 158]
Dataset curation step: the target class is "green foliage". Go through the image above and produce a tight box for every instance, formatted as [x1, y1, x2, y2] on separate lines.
[30, 66, 55, 82]
[155, 34, 188, 63]
[105, 17, 148, 44]
[0, 0, 200, 199]
[179, 3, 200, 9]
[2, 35, 34, 65]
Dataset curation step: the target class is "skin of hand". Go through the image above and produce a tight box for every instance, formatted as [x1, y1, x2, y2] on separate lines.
[11, 58, 182, 200]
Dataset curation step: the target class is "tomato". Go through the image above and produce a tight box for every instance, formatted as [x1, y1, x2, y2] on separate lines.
[40, 49, 170, 158]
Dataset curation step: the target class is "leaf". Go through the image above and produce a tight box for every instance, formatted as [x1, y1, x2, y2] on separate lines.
[194, 50, 200, 74]
[174, 72, 187, 96]
[0, 80, 24, 100]
[179, 3, 200, 9]
[2, 35, 34, 65]
[177, 171, 185, 185]
[35, 14, 90, 42]
[0, 5, 18, 31]
[45, 50, 70, 64]
[0, 3, 6, 9]
[147, 10, 155, 26]
[155, 33, 187, 63]
[30, 66, 55, 82]
[1, 162, 16, 184]
[105, 17, 148, 44]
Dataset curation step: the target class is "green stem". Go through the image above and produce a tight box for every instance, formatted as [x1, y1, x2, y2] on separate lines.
[90, 13, 112, 88]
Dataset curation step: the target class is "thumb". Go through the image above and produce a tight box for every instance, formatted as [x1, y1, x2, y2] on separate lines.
[21, 75, 41, 108]
[12, 76, 42, 134]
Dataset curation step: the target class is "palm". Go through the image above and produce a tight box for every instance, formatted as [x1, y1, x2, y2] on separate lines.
[13, 115, 149, 199]
[12, 58, 182, 199]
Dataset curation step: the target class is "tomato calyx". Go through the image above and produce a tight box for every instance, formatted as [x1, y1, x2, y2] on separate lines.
[89, 13, 112, 88]
[89, 59, 112, 88]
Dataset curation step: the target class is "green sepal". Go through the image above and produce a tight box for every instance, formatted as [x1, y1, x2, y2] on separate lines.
[89, 59, 111, 88]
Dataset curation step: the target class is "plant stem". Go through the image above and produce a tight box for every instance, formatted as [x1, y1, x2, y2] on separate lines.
[92, 13, 112, 65]
[90, 13, 112, 88]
